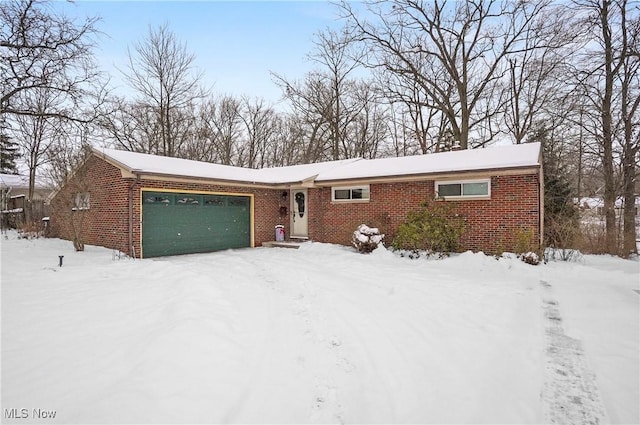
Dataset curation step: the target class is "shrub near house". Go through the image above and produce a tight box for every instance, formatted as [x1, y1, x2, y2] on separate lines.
[392, 200, 465, 255]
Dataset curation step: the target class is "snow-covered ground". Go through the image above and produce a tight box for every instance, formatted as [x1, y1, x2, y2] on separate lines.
[1, 233, 638, 424]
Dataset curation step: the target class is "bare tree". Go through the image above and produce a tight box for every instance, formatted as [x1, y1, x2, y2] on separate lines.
[47, 121, 95, 245]
[45, 122, 92, 188]
[100, 97, 161, 154]
[122, 23, 205, 157]
[340, 0, 552, 149]
[265, 115, 308, 167]
[11, 87, 61, 211]
[502, 3, 579, 144]
[349, 80, 389, 158]
[618, 3, 640, 256]
[182, 102, 216, 163]
[2, 0, 109, 214]
[240, 97, 278, 168]
[386, 102, 415, 156]
[381, 70, 446, 153]
[309, 28, 366, 159]
[573, 0, 638, 255]
[273, 72, 334, 163]
[212, 95, 243, 166]
[194, 95, 243, 165]
[1, 0, 103, 121]
[590, 0, 619, 254]
[273, 27, 370, 162]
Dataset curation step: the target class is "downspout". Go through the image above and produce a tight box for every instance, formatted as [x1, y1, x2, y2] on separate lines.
[539, 157, 545, 251]
[128, 172, 141, 258]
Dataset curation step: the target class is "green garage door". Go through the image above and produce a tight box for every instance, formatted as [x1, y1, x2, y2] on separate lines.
[142, 191, 252, 258]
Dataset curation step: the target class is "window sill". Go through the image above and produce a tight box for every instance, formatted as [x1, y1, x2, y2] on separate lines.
[438, 196, 491, 201]
[331, 199, 371, 204]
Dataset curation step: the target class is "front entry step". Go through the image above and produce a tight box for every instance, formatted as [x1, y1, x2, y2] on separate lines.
[261, 241, 301, 249]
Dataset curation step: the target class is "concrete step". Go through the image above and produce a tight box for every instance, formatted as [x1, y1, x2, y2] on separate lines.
[261, 241, 301, 249]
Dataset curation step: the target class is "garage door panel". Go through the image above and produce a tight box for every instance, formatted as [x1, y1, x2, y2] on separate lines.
[142, 191, 251, 258]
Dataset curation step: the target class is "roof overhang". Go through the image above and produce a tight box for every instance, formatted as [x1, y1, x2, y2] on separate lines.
[314, 165, 541, 187]
[126, 171, 296, 189]
[122, 166, 540, 189]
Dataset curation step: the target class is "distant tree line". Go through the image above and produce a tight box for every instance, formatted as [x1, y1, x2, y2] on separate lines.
[1, 0, 638, 256]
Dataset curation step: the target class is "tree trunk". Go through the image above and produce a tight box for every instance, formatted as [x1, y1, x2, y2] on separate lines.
[600, 0, 618, 255]
[619, 1, 638, 258]
[622, 147, 636, 257]
[621, 99, 637, 257]
[602, 130, 617, 254]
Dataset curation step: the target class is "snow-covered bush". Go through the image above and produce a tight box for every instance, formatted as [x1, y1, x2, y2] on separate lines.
[511, 228, 542, 265]
[519, 251, 541, 266]
[393, 249, 447, 260]
[17, 221, 44, 240]
[352, 224, 384, 253]
[544, 247, 583, 263]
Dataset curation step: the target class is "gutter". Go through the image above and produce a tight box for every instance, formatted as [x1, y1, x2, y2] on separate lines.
[538, 150, 545, 249]
[129, 170, 303, 190]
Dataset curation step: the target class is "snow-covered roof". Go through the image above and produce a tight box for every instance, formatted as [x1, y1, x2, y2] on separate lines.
[97, 148, 362, 185]
[97, 149, 263, 182]
[0, 173, 51, 189]
[257, 159, 361, 184]
[0, 174, 29, 189]
[95, 142, 541, 186]
[315, 143, 541, 182]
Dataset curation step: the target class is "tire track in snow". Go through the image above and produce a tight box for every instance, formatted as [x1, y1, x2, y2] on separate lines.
[293, 249, 467, 423]
[301, 277, 422, 423]
[286, 265, 349, 424]
[219, 250, 340, 423]
[244, 251, 373, 424]
[540, 280, 607, 424]
[216, 252, 286, 423]
[158, 252, 286, 423]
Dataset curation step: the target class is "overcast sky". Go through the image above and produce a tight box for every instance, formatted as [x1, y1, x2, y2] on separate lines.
[54, 1, 349, 105]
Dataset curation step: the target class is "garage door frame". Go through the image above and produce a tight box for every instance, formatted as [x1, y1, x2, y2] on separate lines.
[140, 188, 254, 258]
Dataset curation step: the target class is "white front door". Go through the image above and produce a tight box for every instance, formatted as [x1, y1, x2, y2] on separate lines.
[290, 188, 308, 239]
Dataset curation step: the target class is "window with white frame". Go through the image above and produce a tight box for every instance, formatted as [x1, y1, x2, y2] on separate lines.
[332, 185, 370, 202]
[435, 179, 490, 199]
[73, 192, 90, 210]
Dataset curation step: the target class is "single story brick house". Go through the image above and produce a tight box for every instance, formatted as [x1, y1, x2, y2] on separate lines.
[48, 142, 543, 258]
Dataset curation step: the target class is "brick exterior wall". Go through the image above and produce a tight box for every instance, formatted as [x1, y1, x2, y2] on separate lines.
[309, 174, 541, 254]
[49, 154, 540, 257]
[49, 155, 132, 253]
[49, 155, 285, 258]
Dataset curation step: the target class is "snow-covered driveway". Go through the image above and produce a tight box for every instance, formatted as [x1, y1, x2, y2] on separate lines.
[2, 234, 638, 424]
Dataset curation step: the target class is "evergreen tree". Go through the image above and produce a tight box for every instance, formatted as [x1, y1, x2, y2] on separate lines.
[529, 126, 579, 249]
[0, 133, 20, 174]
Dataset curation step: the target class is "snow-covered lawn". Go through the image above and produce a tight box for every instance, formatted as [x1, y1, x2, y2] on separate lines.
[1, 233, 638, 424]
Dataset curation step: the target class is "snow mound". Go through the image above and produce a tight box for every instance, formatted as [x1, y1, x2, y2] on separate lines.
[370, 242, 393, 258]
